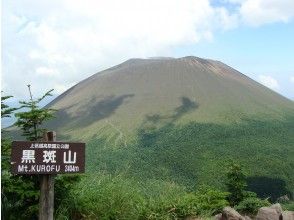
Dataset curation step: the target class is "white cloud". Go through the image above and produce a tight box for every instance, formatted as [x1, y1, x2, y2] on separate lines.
[2, 0, 294, 100]
[2, 0, 237, 99]
[223, 0, 294, 26]
[36, 67, 59, 77]
[239, 0, 294, 26]
[258, 75, 280, 90]
[290, 76, 294, 83]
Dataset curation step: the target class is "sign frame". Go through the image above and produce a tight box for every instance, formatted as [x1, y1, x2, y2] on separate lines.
[11, 140, 85, 175]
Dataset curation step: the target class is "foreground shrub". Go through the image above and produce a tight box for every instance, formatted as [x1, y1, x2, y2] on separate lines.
[56, 174, 145, 220]
[226, 162, 247, 206]
[54, 174, 82, 211]
[1, 170, 39, 220]
[281, 201, 294, 211]
[56, 174, 230, 220]
[173, 187, 229, 218]
[235, 192, 270, 214]
[139, 180, 187, 220]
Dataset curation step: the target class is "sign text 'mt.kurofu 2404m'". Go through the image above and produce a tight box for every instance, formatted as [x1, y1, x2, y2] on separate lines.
[11, 141, 85, 174]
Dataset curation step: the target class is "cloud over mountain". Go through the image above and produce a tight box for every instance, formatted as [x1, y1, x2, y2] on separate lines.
[2, 0, 294, 99]
[258, 75, 279, 90]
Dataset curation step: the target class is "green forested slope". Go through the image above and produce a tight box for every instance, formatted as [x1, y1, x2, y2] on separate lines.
[86, 115, 294, 200]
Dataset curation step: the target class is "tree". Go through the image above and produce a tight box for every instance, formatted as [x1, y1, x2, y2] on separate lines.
[1, 92, 18, 169]
[226, 162, 247, 206]
[15, 85, 55, 141]
[1, 93, 18, 118]
[1, 93, 19, 218]
[2, 86, 81, 219]
[1, 92, 40, 219]
[2, 86, 56, 219]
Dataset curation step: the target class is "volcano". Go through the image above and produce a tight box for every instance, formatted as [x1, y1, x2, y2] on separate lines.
[46, 56, 293, 140]
[44, 56, 294, 198]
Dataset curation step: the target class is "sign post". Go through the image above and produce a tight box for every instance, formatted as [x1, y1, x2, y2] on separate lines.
[39, 131, 56, 220]
[10, 131, 85, 220]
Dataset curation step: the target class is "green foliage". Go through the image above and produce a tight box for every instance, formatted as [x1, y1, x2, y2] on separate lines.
[15, 85, 55, 141]
[281, 201, 294, 211]
[56, 174, 145, 220]
[54, 174, 82, 212]
[1, 88, 56, 219]
[235, 195, 270, 214]
[1, 171, 40, 219]
[86, 116, 294, 200]
[171, 187, 229, 218]
[226, 167, 271, 215]
[2, 88, 82, 219]
[1, 93, 40, 219]
[55, 174, 229, 220]
[1, 93, 18, 169]
[76, 116, 294, 218]
[1, 93, 18, 119]
[1, 138, 12, 171]
[225, 163, 247, 206]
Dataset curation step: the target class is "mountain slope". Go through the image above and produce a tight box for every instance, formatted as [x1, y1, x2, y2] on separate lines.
[45, 56, 294, 199]
[46, 56, 293, 141]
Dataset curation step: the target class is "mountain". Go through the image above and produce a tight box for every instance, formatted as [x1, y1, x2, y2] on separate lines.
[45, 56, 294, 199]
[46, 56, 293, 140]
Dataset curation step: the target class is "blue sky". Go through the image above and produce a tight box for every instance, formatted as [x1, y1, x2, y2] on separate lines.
[174, 22, 294, 99]
[2, 0, 294, 113]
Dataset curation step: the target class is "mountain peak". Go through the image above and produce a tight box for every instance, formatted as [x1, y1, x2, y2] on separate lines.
[123, 56, 222, 66]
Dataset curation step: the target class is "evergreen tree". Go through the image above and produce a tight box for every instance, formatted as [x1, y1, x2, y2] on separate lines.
[15, 85, 55, 141]
[1, 93, 18, 118]
[226, 162, 247, 206]
[1, 93, 18, 219]
[2, 86, 55, 219]
[1, 92, 18, 169]
[2, 86, 80, 219]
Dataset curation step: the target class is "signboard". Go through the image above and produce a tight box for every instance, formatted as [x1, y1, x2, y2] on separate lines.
[11, 141, 85, 174]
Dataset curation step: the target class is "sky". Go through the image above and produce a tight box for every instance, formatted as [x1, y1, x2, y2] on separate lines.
[1, 0, 294, 112]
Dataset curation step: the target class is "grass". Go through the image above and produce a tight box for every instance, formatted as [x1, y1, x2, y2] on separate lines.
[281, 201, 294, 211]
[55, 173, 228, 220]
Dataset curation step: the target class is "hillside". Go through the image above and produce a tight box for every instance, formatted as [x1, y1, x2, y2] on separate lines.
[46, 56, 293, 139]
[44, 56, 294, 199]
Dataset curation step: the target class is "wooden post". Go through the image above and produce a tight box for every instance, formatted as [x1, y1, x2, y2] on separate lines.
[39, 131, 56, 220]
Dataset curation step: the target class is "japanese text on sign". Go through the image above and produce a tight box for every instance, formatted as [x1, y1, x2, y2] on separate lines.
[11, 141, 85, 174]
